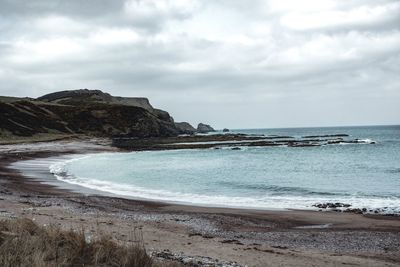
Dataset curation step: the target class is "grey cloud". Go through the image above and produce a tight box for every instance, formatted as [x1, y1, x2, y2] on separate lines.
[0, 0, 124, 18]
[0, 0, 399, 128]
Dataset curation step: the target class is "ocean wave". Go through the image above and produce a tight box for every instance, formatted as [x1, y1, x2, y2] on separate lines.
[48, 159, 400, 214]
[215, 181, 342, 196]
[386, 168, 400, 174]
[214, 181, 398, 198]
[356, 138, 376, 144]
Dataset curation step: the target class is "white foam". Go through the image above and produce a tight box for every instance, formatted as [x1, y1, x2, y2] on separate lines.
[48, 158, 400, 214]
[357, 138, 376, 144]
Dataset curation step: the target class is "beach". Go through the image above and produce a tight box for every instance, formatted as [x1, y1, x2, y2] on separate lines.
[0, 138, 399, 266]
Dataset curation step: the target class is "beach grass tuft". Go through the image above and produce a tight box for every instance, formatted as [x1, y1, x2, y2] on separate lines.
[0, 218, 181, 267]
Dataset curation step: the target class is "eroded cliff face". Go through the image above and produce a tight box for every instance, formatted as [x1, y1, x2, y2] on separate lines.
[174, 122, 197, 134]
[0, 89, 178, 138]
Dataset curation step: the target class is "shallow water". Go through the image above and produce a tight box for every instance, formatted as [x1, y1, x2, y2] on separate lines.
[50, 125, 400, 213]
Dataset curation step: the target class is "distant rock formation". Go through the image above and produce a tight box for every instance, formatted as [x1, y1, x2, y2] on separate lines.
[197, 123, 215, 133]
[223, 128, 230, 132]
[1, 89, 178, 138]
[174, 122, 197, 134]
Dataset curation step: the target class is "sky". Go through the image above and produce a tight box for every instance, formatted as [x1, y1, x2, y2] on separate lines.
[0, 0, 399, 129]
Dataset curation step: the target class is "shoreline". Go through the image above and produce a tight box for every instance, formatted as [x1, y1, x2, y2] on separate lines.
[10, 150, 400, 215]
[1, 139, 400, 266]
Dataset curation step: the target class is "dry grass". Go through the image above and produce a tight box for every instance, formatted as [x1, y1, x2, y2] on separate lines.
[0, 218, 181, 267]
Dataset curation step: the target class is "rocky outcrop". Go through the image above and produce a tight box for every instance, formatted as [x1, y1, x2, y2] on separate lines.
[1, 90, 178, 138]
[197, 123, 215, 133]
[223, 128, 230, 132]
[153, 109, 174, 123]
[174, 122, 197, 134]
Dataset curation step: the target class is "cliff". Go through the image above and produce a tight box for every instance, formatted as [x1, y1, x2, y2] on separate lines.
[0, 89, 178, 138]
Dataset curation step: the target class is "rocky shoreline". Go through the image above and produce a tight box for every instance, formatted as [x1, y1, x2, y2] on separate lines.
[313, 202, 399, 216]
[112, 132, 375, 151]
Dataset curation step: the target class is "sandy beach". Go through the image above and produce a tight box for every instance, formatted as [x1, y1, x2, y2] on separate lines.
[0, 139, 399, 267]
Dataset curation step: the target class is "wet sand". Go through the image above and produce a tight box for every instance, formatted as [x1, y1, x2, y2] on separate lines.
[0, 139, 399, 266]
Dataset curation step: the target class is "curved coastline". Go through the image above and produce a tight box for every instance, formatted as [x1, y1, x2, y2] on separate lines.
[15, 149, 398, 215]
[5, 143, 400, 215]
[8, 151, 290, 212]
[1, 140, 400, 266]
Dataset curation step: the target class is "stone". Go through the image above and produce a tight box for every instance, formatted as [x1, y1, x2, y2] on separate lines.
[197, 123, 215, 133]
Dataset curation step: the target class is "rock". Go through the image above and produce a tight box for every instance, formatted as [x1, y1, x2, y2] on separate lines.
[231, 147, 241, 150]
[313, 202, 352, 209]
[223, 128, 230, 132]
[197, 123, 215, 133]
[302, 134, 349, 138]
[175, 122, 197, 134]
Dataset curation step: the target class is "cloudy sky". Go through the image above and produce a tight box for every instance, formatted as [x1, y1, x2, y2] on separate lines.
[0, 0, 399, 128]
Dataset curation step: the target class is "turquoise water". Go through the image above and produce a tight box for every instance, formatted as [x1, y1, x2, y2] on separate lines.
[50, 125, 400, 213]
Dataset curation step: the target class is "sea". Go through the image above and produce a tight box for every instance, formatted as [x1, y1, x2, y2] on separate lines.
[49, 125, 400, 213]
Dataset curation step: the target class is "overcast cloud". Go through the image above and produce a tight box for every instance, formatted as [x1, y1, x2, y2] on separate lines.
[0, 0, 399, 128]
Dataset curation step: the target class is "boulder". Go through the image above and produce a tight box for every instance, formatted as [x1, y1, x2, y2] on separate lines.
[223, 128, 230, 132]
[197, 123, 215, 133]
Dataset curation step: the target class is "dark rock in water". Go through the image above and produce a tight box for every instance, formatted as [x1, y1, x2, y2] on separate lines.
[223, 128, 230, 132]
[313, 202, 351, 209]
[303, 134, 349, 138]
[327, 139, 343, 144]
[174, 122, 197, 134]
[231, 147, 241, 150]
[197, 123, 215, 133]
[288, 142, 321, 147]
[313, 203, 392, 215]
